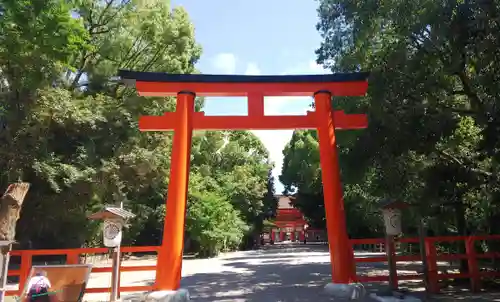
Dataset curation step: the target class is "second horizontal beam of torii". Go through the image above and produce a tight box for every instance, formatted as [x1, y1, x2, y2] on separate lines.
[139, 110, 368, 131]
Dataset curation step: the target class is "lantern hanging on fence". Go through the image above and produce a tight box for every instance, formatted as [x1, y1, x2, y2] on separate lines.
[382, 208, 402, 236]
[88, 207, 135, 247]
[379, 199, 409, 236]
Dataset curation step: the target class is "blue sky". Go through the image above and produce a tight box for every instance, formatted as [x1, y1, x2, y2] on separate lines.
[171, 0, 329, 193]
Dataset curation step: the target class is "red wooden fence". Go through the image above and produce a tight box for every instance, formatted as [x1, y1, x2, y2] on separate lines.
[351, 235, 500, 293]
[5, 235, 500, 296]
[6, 246, 159, 296]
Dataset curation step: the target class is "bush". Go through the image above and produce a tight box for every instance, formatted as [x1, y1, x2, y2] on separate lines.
[186, 191, 248, 257]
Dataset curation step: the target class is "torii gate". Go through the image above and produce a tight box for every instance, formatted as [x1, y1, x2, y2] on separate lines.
[119, 70, 369, 297]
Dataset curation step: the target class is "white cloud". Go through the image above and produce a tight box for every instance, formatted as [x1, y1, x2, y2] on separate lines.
[212, 53, 237, 74]
[308, 60, 326, 73]
[244, 63, 261, 75]
[289, 60, 328, 75]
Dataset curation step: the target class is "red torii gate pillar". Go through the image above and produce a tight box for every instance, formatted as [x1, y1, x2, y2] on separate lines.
[315, 91, 357, 284]
[119, 70, 369, 300]
[156, 91, 195, 290]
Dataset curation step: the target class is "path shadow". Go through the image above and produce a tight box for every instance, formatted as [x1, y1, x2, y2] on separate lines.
[140, 261, 344, 301]
[429, 289, 500, 301]
[130, 245, 433, 301]
[182, 263, 332, 301]
[124, 244, 500, 302]
[136, 252, 391, 301]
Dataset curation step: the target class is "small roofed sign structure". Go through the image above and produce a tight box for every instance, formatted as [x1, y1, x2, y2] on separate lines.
[378, 199, 410, 293]
[378, 199, 410, 210]
[88, 207, 135, 248]
[87, 207, 136, 221]
[88, 207, 135, 302]
[117, 69, 369, 297]
[88, 207, 135, 247]
[378, 199, 409, 236]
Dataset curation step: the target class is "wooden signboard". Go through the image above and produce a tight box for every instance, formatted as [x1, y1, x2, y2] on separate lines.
[19, 264, 93, 302]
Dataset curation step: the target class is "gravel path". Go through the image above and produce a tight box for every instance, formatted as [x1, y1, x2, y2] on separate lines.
[91, 244, 385, 302]
[12, 243, 496, 301]
[178, 244, 379, 301]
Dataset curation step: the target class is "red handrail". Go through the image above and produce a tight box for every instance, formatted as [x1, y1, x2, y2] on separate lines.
[6, 246, 159, 297]
[350, 235, 500, 293]
[5, 235, 500, 297]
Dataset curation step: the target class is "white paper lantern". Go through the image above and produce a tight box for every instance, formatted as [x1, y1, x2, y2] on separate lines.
[103, 220, 123, 247]
[382, 208, 402, 235]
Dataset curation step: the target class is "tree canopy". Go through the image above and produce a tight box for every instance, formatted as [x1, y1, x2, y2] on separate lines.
[281, 0, 500, 241]
[0, 0, 277, 256]
[8, 0, 499, 261]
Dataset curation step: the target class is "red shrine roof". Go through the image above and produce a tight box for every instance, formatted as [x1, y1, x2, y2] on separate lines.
[276, 195, 295, 210]
[272, 195, 306, 227]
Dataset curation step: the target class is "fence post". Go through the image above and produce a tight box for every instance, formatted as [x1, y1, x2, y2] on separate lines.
[18, 251, 32, 296]
[386, 235, 398, 291]
[465, 237, 480, 292]
[66, 251, 80, 265]
[117, 251, 123, 299]
[418, 220, 430, 293]
[424, 238, 439, 294]
[0, 243, 12, 302]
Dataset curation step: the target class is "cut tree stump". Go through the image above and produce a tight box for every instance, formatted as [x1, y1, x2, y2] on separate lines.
[0, 183, 30, 241]
[0, 182, 29, 302]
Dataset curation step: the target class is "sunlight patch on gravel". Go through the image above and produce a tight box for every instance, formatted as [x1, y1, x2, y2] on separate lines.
[214, 288, 253, 297]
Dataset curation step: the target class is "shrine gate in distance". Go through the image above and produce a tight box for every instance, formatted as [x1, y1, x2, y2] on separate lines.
[271, 195, 309, 243]
[268, 195, 327, 243]
[118, 70, 369, 294]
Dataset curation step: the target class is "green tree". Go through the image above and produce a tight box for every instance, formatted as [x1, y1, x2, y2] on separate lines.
[186, 191, 247, 257]
[280, 128, 383, 236]
[0, 0, 276, 256]
[309, 0, 500, 250]
[190, 130, 273, 250]
[0, 0, 203, 248]
[280, 130, 325, 229]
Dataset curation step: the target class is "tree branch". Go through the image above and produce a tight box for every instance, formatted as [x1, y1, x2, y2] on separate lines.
[456, 70, 484, 112]
[437, 149, 492, 177]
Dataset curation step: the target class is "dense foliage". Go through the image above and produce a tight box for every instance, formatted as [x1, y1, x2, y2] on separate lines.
[7, 0, 499, 263]
[0, 0, 276, 257]
[281, 0, 500, 246]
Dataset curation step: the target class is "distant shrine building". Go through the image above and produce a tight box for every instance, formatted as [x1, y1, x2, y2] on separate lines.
[266, 195, 326, 243]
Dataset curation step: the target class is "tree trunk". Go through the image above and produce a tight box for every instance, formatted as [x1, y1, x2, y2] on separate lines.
[0, 183, 29, 241]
